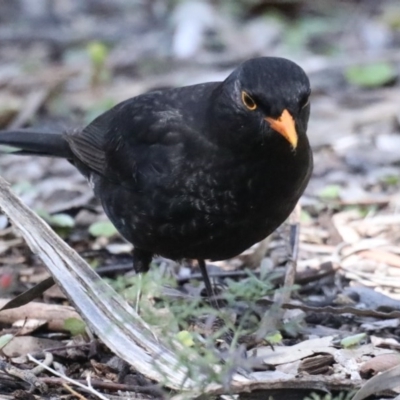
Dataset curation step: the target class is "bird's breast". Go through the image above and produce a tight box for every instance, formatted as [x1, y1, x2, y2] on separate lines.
[162, 153, 305, 229]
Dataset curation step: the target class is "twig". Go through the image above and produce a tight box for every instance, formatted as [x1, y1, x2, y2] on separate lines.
[41, 377, 165, 398]
[280, 203, 301, 305]
[62, 383, 89, 400]
[256, 204, 301, 340]
[28, 354, 109, 400]
[257, 298, 400, 320]
[0, 276, 55, 311]
[0, 353, 51, 393]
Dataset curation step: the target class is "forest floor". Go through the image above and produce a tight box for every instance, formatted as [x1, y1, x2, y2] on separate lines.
[1, 1, 400, 399]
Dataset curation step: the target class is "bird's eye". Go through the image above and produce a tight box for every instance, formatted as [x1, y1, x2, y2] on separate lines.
[241, 91, 257, 111]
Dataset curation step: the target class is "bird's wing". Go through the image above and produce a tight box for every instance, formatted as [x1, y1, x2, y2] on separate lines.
[65, 96, 190, 190]
[66, 122, 108, 176]
[66, 83, 217, 190]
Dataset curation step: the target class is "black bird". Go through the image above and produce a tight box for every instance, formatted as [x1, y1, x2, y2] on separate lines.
[0, 57, 313, 300]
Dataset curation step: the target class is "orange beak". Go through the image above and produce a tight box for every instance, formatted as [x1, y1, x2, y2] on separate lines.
[265, 109, 298, 149]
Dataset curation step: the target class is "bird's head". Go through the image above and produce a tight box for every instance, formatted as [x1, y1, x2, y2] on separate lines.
[212, 57, 311, 151]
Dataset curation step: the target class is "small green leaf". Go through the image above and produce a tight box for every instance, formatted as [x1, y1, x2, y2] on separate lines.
[64, 318, 86, 336]
[89, 220, 118, 238]
[87, 41, 109, 67]
[176, 330, 194, 347]
[35, 209, 52, 220]
[12, 181, 33, 196]
[341, 333, 367, 348]
[382, 174, 399, 186]
[36, 210, 75, 228]
[318, 184, 341, 199]
[345, 63, 397, 88]
[265, 330, 282, 345]
[48, 213, 75, 228]
[0, 334, 14, 349]
[300, 209, 312, 223]
[89, 258, 100, 269]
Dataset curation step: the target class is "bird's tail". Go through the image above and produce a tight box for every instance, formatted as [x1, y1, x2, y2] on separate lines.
[0, 130, 73, 158]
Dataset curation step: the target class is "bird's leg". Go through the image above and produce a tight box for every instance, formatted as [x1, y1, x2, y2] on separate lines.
[133, 249, 153, 313]
[198, 259, 219, 308]
[256, 205, 301, 341]
[133, 249, 153, 274]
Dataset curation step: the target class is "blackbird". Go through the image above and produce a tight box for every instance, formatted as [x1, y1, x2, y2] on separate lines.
[0, 57, 313, 299]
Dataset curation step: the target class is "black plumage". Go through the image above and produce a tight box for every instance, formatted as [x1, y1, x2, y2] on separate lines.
[0, 57, 313, 299]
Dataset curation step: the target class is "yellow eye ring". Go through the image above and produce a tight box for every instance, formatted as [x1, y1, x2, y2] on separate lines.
[241, 91, 257, 111]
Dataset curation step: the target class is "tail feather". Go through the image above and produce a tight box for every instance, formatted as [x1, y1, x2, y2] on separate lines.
[0, 130, 72, 158]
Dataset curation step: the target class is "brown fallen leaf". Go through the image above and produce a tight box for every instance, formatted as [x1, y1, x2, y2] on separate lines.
[353, 363, 400, 400]
[0, 299, 81, 332]
[299, 354, 335, 375]
[2, 336, 61, 358]
[13, 318, 47, 336]
[360, 353, 400, 378]
[358, 249, 400, 269]
[332, 210, 361, 243]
